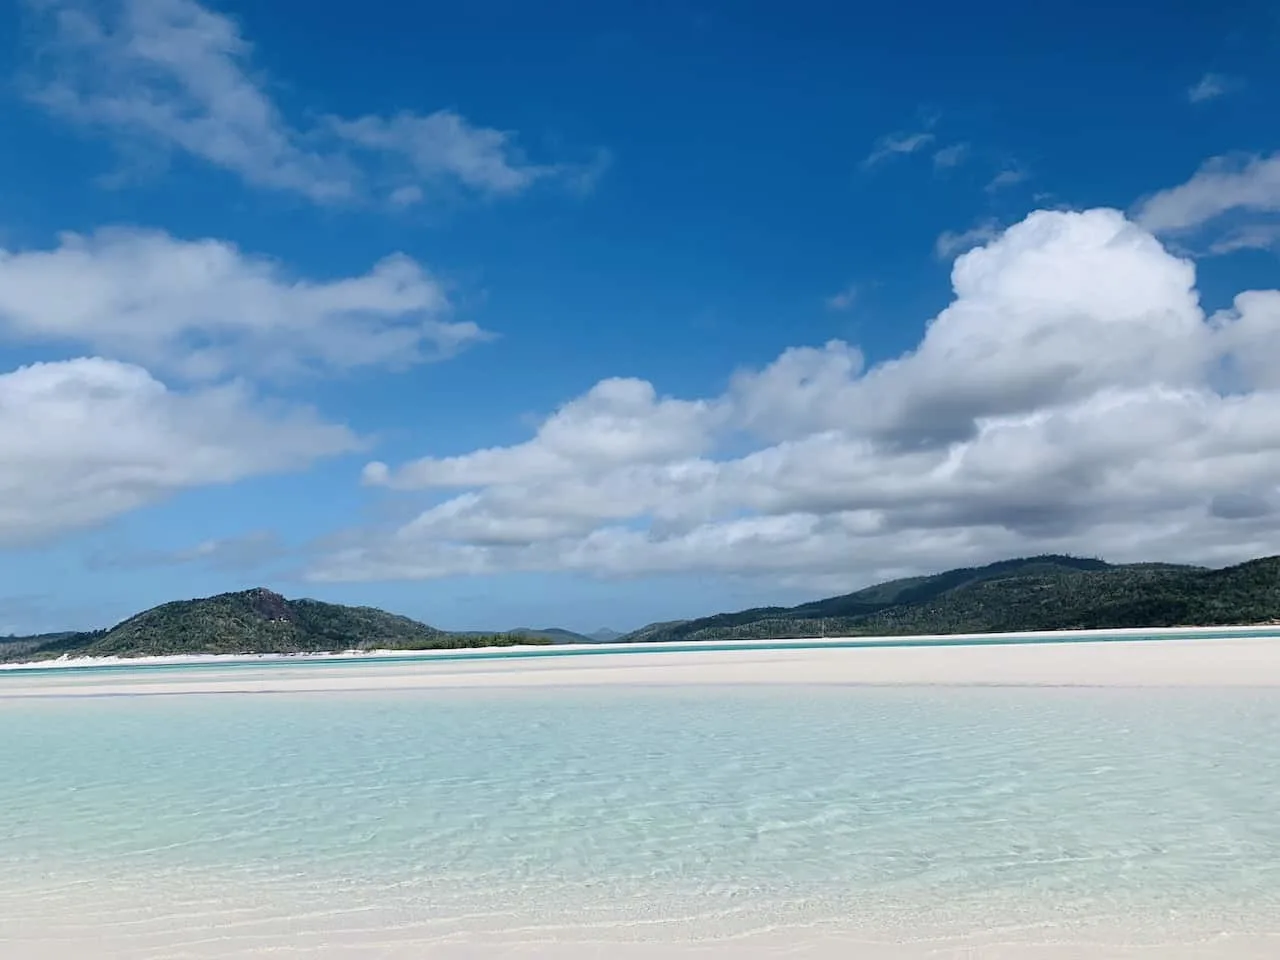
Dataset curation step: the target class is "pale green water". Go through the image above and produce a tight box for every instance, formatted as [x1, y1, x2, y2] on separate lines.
[3, 683, 1280, 954]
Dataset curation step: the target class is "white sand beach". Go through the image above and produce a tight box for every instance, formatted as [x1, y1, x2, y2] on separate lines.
[3, 631, 1280, 699]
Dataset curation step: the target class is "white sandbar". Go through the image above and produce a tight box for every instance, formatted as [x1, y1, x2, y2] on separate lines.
[2, 633, 1279, 699]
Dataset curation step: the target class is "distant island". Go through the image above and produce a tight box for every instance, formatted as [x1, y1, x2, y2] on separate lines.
[619, 554, 1280, 643]
[3, 554, 1278, 663]
[0, 588, 556, 663]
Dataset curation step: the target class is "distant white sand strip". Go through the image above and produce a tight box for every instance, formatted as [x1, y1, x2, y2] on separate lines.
[2, 634, 1280, 699]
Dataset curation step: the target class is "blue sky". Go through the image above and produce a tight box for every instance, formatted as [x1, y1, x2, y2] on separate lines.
[2, 0, 1280, 635]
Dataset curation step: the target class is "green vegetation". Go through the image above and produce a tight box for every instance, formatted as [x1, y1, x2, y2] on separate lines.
[6, 554, 1279, 663]
[2, 588, 552, 663]
[619, 555, 1280, 643]
[457, 627, 598, 644]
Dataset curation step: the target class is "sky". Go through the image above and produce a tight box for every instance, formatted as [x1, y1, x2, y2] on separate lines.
[2, 0, 1280, 635]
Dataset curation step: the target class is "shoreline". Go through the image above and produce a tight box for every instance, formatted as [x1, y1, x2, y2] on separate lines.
[3, 622, 1280, 672]
[2, 632, 1280, 698]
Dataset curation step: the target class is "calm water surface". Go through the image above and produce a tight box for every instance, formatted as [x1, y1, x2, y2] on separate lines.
[2, 683, 1280, 954]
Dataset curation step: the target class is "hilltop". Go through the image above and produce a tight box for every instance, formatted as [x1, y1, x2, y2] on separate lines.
[6, 555, 1280, 663]
[3, 588, 550, 663]
[619, 555, 1280, 643]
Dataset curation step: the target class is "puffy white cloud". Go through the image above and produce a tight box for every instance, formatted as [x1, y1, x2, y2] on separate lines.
[366, 377, 724, 488]
[1213, 290, 1280, 390]
[0, 358, 359, 546]
[737, 210, 1206, 447]
[1136, 153, 1280, 233]
[0, 227, 485, 379]
[310, 208, 1280, 588]
[25, 0, 591, 203]
[726, 340, 864, 442]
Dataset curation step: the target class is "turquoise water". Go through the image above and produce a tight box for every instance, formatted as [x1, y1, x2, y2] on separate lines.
[3, 683, 1280, 955]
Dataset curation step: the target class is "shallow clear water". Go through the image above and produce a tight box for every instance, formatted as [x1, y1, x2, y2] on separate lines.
[3, 684, 1280, 955]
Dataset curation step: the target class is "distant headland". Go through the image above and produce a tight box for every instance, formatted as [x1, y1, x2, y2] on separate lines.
[3, 554, 1278, 663]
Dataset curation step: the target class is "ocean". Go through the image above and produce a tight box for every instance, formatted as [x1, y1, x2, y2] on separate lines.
[2, 664, 1280, 957]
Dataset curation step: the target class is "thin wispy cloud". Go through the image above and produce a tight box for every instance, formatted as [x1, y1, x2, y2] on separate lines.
[986, 166, 1029, 192]
[932, 143, 969, 170]
[863, 131, 935, 168]
[23, 0, 600, 205]
[1187, 73, 1237, 104]
[1208, 223, 1280, 255]
[824, 284, 858, 311]
[934, 220, 1001, 259]
[1136, 153, 1280, 233]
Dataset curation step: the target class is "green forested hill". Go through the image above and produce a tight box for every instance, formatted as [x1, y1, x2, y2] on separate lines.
[7, 555, 1280, 663]
[620, 555, 1280, 643]
[3, 588, 550, 662]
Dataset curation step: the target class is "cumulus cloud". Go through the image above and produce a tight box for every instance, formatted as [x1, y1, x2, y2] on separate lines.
[366, 377, 725, 490]
[0, 358, 359, 546]
[309, 208, 1280, 587]
[1136, 153, 1280, 233]
[25, 0, 593, 203]
[0, 227, 487, 380]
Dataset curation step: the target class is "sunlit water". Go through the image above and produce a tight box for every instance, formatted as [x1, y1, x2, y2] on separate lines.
[3, 681, 1280, 956]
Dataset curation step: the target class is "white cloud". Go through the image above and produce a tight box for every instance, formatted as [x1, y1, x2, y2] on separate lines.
[0, 358, 358, 546]
[986, 166, 1029, 191]
[725, 340, 864, 442]
[0, 227, 487, 380]
[1208, 223, 1280, 255]
[25, 0, 591, 203]
[934, 220, 1001, 259]
[863, 131, 935, 168]
[1187, 73, 1237, 104]
[365, 377, 725, 489]
[389, 185, 425, 207]
[932, 143, 969, 170]
[1212, 290, 1280, 390]
[1136, 153, 1280, 233]
[310, 208, 1280, 587]
[330, 112, 559, 198]
[824, 284, 858, 311]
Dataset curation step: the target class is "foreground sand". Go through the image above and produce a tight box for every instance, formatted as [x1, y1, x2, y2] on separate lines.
[7, 881, 1280, 960]
[9, 925, 1279, 960]
[3, 633, 1280, 699]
